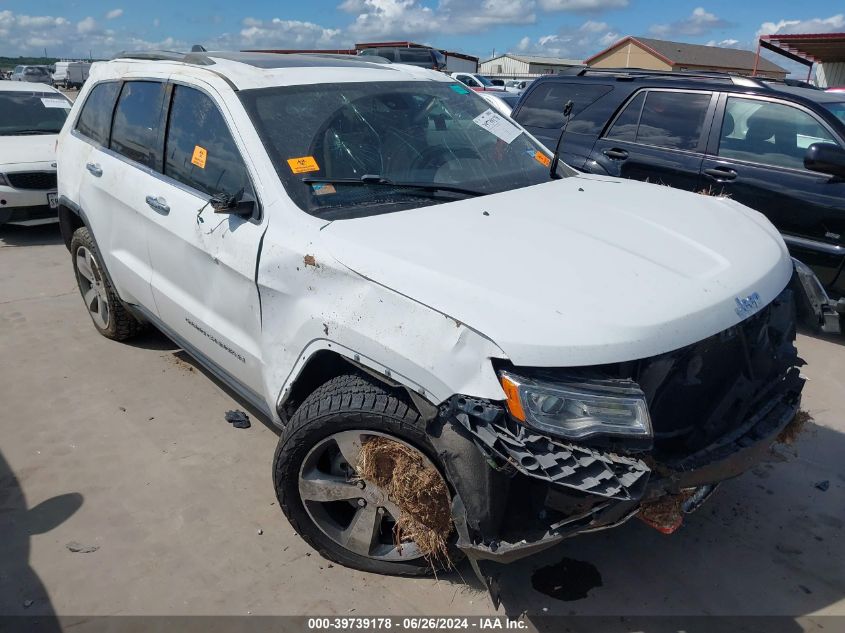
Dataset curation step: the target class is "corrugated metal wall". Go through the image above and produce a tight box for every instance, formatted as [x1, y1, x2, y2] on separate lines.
[817, 62, 845, 88]
[445, 56, 478, 73]
[479, 56, 530, 76]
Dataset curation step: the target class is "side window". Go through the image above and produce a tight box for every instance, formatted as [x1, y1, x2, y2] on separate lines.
[606, 92, 645, 142]
[398, 49, 430, 64]
[635, 91, 711, 151]
[516, 82, 613, 129]
[75, 81, 120, 146]
[718, 97, 839, 170]
[110, 81, 165, 168]
[164, 85, 252, 199]
[459, 75, 480, 88]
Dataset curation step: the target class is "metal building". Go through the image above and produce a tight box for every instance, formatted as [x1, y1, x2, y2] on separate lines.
[479, 54, 582, 78]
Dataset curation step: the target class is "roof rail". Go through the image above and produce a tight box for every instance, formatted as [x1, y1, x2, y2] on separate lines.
[111, 50, 215, 65]
[559, 66, 771, 89]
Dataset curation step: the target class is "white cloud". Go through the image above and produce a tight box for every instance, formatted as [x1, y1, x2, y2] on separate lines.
[538, 0, 627, 12]
[339, 0, 535, 39]
[706, 38, 740, 48]
[76, 16, 98, 34]
[758, 13, 844, 37]
[106, 9, 124, 20]
[236, 18, 343, 49]
[650, 7, 729, 38]
[514, 19, 619, 60]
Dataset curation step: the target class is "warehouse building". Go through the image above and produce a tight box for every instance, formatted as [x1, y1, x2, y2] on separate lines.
[585, 36, 788, 80]
[479, 54, 582, 78]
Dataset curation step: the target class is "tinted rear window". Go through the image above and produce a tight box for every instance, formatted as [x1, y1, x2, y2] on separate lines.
[516, 82, 613, 129]
[110, 81, 165, 168]
[607, 90, 711, 151]
[75, 81, 120, 145]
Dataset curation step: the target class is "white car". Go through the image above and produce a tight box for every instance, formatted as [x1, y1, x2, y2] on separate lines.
[57, 51, 805, 582]
[505, 79, 533, 92]
[478, 91, 521, 117]
[450, 72, 510, 92]
[0, 82, 71, 228]
[10, 65, 52, 85]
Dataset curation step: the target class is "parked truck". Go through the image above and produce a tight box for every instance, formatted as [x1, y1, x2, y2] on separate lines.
[53, 61, 91, 89]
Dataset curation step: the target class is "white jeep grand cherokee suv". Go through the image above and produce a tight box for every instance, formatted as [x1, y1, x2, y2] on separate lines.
[57, 51, 805, 583]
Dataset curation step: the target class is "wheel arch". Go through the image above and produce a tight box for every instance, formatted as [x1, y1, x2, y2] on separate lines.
[277, 348, 439, 425]
[58, 196, 86, 251]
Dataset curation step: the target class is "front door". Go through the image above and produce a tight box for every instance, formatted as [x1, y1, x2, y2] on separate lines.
[590, 89, 716, 192]
[701, 94, 845, 295]
[144, 81, 267, 394]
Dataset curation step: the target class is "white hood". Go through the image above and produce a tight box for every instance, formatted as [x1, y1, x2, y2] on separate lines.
[322, 175, 793, 367]
[0, 135, 57, 168]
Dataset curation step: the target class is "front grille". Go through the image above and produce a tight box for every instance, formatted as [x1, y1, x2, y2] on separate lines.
[6, 171, 57, 190]
[636, 285, 800, 458]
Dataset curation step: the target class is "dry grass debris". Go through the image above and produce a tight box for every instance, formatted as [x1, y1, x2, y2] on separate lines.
[357, 436, 453, 567]
[777, 409, 813, 445]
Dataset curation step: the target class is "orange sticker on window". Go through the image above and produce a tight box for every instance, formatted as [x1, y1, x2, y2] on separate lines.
[191, 145, 208, 169]
[534, 151, 551, 168]
[287, 156, 320, 174]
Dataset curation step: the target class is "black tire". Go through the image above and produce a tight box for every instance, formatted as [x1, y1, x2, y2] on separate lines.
[273, 372, 457, 576]
[70, 226, 145, 340]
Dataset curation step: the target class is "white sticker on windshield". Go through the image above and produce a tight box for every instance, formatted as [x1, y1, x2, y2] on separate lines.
[472, 108, 521, 144]
[41, 98, 71, 109]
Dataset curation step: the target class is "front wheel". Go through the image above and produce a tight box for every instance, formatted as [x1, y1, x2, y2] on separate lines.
[273, 373, 457, 576]
[70, 226, 145, 340]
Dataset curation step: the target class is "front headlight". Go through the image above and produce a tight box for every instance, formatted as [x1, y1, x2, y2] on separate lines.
[499, 370, 652, 440]
[0, 173, 9, 187]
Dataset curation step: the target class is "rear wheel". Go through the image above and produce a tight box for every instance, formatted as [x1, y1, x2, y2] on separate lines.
[70, 226, 145, 340]
[273, 373, 456, 576]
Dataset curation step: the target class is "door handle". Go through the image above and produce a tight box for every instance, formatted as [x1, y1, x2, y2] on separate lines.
[602, 148, 629, 160]
[145, 195, 170, 214]
[703, 167, 738, 181]
[85, 162, 102, 177]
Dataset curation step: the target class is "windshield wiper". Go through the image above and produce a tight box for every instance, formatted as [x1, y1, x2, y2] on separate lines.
[302, 175, 485, 198]
[1, 129, 56, 136]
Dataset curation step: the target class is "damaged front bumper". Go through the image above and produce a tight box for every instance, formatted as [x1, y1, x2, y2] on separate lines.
[427, 286, 805, 578]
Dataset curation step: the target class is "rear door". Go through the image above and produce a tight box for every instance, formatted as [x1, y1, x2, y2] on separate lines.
[72, 78, 164, 309]
[144, 80, 266, 393]
[591, 88, 716, 191]
[701, 94, 845, 294]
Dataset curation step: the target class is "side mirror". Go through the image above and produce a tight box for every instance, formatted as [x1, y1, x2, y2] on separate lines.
[804, 142, 845, 178]
[210, 189, 255, 217]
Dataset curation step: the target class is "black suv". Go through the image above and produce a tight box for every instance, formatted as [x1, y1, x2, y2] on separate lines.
[358, 46, 446, 70]
[512, 68, 845, 331]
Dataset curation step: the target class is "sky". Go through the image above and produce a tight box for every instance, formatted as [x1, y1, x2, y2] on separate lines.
[0, 0, 842, 73]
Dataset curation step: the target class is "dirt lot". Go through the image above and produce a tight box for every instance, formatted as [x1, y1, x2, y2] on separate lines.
[1, 224, 844, 625]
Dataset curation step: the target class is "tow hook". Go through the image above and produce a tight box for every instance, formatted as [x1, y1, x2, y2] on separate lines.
[681, 483, 718, 514]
